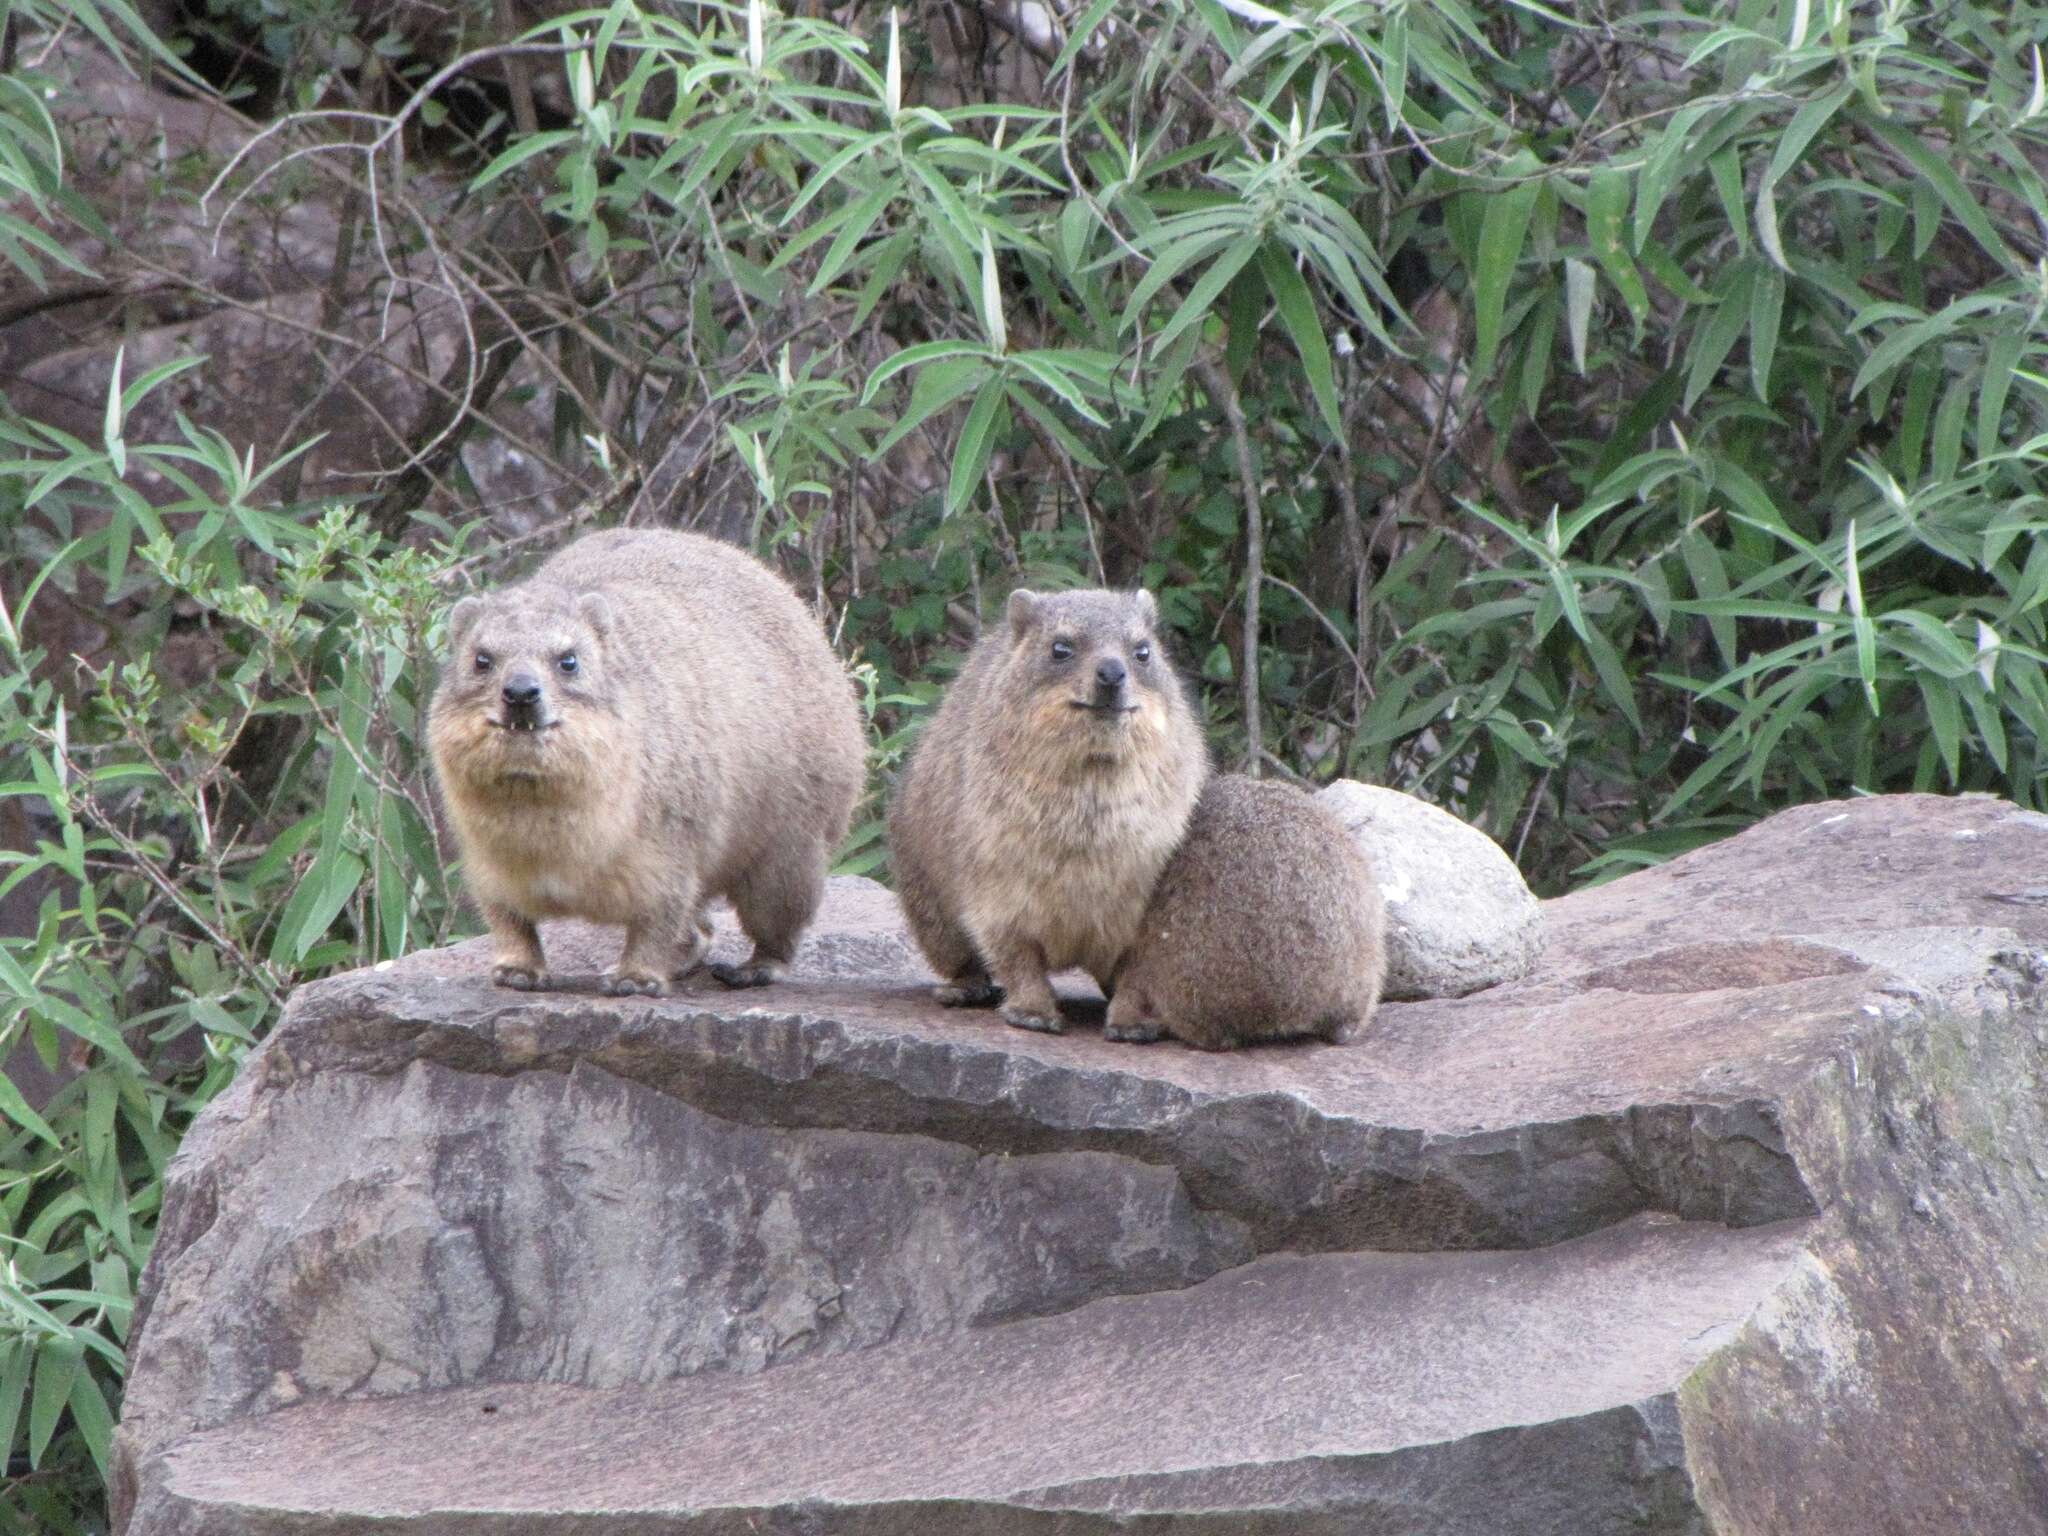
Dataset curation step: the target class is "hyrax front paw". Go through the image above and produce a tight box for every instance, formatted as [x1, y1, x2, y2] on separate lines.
[600, 967, 667, 997]
[1000, 1003, 1065, 1035]
[493, 963, 547, 991]
[934, 978, 1003, 1008]
[710, 959, 781, 989]
[1102, 1014, 1165, 1044]
[1102, 995, 1165, 1043]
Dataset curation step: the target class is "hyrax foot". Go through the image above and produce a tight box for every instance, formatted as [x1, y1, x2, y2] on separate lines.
[600, 967, 667, 997]
[935, 978, 1003, 1008]
[1103, 1015, 1165, 1044]
[493, 963, 548, 991]
[710, 959, 783, 989]
[1001, 1003, 1065, 1035]
[1103, 994, 1165, 1043]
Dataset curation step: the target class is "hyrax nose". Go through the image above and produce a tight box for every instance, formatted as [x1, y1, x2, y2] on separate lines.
[1095, 657, 1127, 689]
[501, 672, 543, 709]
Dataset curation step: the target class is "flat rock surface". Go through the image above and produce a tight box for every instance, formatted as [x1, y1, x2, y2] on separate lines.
[147, 1214, 1806, 1534]
[230, 797, 2048, 1262]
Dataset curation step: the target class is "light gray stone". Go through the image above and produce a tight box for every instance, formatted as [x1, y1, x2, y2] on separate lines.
[1316, 780, 1545, 999]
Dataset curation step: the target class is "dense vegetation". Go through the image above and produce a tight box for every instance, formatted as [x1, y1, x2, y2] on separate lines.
[4, 0, 2047, 1524]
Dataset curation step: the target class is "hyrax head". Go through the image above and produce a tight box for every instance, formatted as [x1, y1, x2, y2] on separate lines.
[437, 582, 617, 743]
[1002, 587, 1175, 751]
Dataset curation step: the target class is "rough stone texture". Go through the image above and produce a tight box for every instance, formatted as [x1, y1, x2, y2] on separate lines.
[116, 796, 2048, 1535]
[143, 1215, 1802, 1535]
[1316, 780, 1546, 998]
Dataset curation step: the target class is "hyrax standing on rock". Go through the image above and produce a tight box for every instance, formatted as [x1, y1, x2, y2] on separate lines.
[428, 527, 865, 996]
[1104, 773, 1386, 1050]
[888, 587, 1209, 1034]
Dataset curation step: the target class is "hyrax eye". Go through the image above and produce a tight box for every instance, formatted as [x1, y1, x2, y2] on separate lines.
[1050, 640, 1075, 663]
[557, 652, 579, 675]
[1134, 642, 1152, 663]
[473, 652, 493, 673]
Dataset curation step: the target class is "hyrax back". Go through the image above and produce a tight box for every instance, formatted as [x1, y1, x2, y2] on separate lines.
[428, 527, 865, 996]
[1104, 774, 1386, 1050]
[887, 587, 1209, 1034]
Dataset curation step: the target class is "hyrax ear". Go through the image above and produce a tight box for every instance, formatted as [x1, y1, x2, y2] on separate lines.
[1005, 589, 1042, 635]
[445, 595, 485, 654]
[1131, 588, 1159, 630]
[576, 591, 615, 644]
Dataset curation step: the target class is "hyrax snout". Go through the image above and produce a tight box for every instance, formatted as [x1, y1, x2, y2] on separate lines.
[429, 527, 865, 998]
[1104, 773, 1386, 1050]
[887, 586, 1210, 1034]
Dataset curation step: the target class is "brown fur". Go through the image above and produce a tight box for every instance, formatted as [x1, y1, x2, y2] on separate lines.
[1104, 774, 1386, 1050]
[427, 528, 865, 995]
[888, 587, 1209, 1034]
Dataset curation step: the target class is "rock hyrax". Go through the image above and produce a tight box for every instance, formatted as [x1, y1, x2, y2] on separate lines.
[1104, 773, 1386, 1050]
[888, 587, 1209, 1033]
[428, 528, 865, 995]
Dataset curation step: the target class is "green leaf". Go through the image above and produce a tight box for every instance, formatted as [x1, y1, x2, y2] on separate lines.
[1708, 148, 1750, 253]
[102, 343, 126, 478]
[1149, 234, 1261, 354]
[1754, 177, 1789, 272]
[0, 1060, 61, 1148]
[1582, 622, 1643, 735]
[1918, 676, 1962, 784]
[66, 1363, 114, 1481]
[1845, 520, 1879, 715]
[946, 378, 1005, 516]
[1978, 329, 2025, 454]
[1120, 228, 1237, 332]
[861, 339, 991, 404]
[1685, 262, 1756, 410]
[1930, 369, 1971, 482]
[873, 355, 992, 455]
[0, 1342, 29, 1463]
[1765, 85, 1852, 186]
[1257, 242, 1340, 439]
[1962, 678, 2010, 771]
[1471, 178, 1542, 380]
[1749, 264, 1785, 400]
[27, 1335, 81, 1469]
[471, 128, 575, 191]
[1563, 257, 1595, 374]
[1864, 115, 2016, 270]
[1584, 168, 1648, 338]
[270, 851, 365, 966]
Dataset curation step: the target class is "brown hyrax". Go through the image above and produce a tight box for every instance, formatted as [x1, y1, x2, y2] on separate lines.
[428, 527, 865, 996]
[1104, 774, 1386, 1050]
[888, 587, 1209, 1034]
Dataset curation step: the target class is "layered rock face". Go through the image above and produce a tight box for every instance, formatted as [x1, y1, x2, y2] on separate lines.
[114, 795, 2048, 1533]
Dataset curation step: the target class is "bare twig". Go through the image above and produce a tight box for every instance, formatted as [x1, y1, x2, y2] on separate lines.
[1195, 358, 1264, 774]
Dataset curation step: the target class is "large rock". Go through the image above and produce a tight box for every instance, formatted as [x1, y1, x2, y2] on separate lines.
[1316, 780, 1545, 998]
[115, 796, 2048, 1534]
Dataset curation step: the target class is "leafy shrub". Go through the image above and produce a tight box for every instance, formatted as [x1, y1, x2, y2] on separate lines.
[1, 388, 466, 1525]
[420, 0, 2048, 877]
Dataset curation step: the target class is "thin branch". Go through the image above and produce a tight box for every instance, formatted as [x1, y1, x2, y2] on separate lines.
[1195, 358, 1264, 775]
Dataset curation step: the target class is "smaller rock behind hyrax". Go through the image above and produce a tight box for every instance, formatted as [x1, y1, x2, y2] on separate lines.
[1315, 781, 1545, 1000]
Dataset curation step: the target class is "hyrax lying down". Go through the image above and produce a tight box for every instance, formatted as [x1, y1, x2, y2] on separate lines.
[428, 527, 865, 996]
[1104, 773, 1386, 1050]
[888, 587, 1209, 1034]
